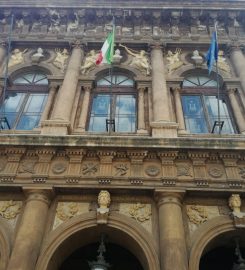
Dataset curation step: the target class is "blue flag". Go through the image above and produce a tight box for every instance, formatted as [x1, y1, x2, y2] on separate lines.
[205, 31, 218, 74]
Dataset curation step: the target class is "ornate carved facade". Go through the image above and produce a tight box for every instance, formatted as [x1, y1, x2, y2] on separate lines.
[0, 0, 245, 270]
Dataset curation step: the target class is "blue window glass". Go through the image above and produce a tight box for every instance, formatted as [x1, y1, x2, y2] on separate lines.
[182, 96, 208, 133]
[88, 74, 136, 133]
[182, 95, 235, 134]
[0, 71, 48, 130]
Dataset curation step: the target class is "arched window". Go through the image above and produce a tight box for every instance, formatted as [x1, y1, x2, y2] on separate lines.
[181, 74, 236, 134]
[0, 71, 48, 130]
[88, 74, 136, 133]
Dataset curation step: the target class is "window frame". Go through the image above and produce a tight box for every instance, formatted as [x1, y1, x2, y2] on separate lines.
[1, 71, 49, 130]
[86, 74, 138, 133]
[180, 86, 237, 134]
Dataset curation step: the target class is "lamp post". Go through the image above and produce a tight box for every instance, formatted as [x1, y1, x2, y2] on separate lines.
[232, 239, 245, 270]
[89, 235, 110, 270]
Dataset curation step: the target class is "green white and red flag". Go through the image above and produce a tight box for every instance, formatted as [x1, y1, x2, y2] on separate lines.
[96, 20, 115, 65]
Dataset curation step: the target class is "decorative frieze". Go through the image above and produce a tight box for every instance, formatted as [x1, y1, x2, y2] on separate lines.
[0, 147, 244, 189]
[0, 8, 243, 42]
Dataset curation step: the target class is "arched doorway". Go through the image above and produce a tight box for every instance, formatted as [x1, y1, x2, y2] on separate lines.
[189, 216, 245, 270]
[199, 230, 245, 270]
[60, 241, 143, 270]
[36, 212, 160, 270]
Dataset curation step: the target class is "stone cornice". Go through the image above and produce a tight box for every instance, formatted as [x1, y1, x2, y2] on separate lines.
[0, 1, 245, 10]
[0, 134, 244, 150]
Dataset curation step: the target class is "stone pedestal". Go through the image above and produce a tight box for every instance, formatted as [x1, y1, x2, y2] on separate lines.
[151, 45, 178, 137]
[7, 189, 52, 270]
[155, 190, 188, 270]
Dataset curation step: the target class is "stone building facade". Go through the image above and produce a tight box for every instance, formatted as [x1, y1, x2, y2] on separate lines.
[0, 0, 245, 270]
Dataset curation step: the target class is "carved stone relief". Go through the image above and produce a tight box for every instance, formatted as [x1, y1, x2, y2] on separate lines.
[8, 48, 28, 68]
[166, 48, 184, 73]
[238, 167, 245, 179]
[145, 165, 160, 177]
[81, 163, 99, 176]
[18, 159, 37, 174]
[52, 48, 69, 72]
[119, 203, 152, 233]
[207, 165, 225, 178]
[0, 200, 22, 228]
[53, 202, 89, 229]
[81, 50, 98, 75]
[176, 163, 193, 177]
[186, 205, 220, 234]
[51, 161, 68, 175]
[114, 164, 129, 176]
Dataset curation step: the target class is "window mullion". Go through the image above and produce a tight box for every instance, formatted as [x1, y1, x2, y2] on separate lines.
[13, 93, 29, 129]
[202, 95, 212, 133]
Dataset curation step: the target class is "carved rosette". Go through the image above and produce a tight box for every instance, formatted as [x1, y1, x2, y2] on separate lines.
[51, 160, 68, 175]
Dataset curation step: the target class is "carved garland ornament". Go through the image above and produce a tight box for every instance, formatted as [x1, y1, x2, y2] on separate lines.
[0, 201, 22, 220]
[56, 202, 79, 221]
[128, 203, 151, 223]
[186, 205, 208, 225]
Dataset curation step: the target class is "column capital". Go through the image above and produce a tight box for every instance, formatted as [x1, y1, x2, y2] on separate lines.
[227, 88, 237, 95]
[137, 86, 146, 93]
[23, 188, 54, 206]
[172, 87, 181, 94]
[70, 40, 85, 49]
[154, 189, 186, 207]
[82, 85, 92, 92]
[0, 41, 7, 49]
[149, 43, 164, 51]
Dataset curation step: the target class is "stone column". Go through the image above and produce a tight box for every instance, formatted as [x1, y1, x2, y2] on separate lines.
[230, 45, 245, 95]
[137, 87, 147, 134]
[151, 45, 178, 137]
[155, 191, 188, 270]
[0, 42, 6, 69]
[39, 84, 58, 124]
[42, 41, 84, 135]
[7, 189, 52, 270]
[227, 88, 245, 134]
[173, 87, 188, 134]
[77, 85, 92, 132]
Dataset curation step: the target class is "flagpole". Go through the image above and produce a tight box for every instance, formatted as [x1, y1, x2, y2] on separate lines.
[0, 14, 14, 129]
[108, 16, 115, 135]
[214, 22, 221, 135]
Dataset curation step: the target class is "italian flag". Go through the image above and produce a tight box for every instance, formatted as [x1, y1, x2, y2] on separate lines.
[96, 26, 115, 65]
